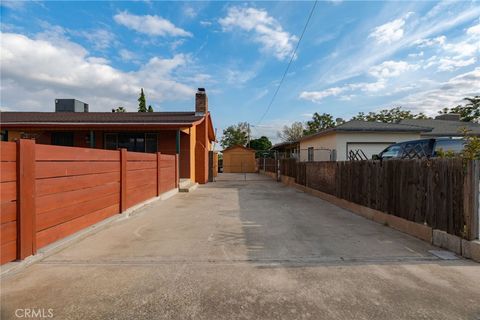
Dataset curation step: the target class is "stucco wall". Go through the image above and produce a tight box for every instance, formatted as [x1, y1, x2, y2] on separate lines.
[300, 132, 421, 161]
[299, 133, 336, 162]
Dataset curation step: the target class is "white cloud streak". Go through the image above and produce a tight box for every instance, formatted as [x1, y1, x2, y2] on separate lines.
[114, 11, 192, 37]
[369, 13, 413, 44]
[397, 67, 480, 114]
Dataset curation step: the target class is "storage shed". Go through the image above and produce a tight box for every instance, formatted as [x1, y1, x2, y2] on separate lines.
[222, 145, 256, 173]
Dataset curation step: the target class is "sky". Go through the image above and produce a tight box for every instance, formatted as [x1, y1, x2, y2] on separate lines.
[1, 1, 479, 142]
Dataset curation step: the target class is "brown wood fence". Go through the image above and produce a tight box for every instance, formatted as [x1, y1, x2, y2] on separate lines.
[0, 140, 179, 264]
[280, 158, 480, 239]
[260, 158, 277, 173]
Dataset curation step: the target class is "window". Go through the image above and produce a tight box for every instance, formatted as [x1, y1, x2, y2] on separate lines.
[51, 132, 74, 146]
[307, 147, 314, 162]
[146, 133, 158, 153]
[434, 139, 464, 155]
[402, 139, 434, 159]
[105, 133, 118, 150]
[380, 145, 402, 159]
[104, 133, 157, 153]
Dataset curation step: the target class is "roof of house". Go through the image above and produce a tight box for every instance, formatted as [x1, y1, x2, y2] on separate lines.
[400, 119, 480, 136]
[222, 145, 256, 153]
[271, 141, 299, 150]
[300, 120, 431, 141]
[0, 111, 204, 124]
[1, 111, 217, 141]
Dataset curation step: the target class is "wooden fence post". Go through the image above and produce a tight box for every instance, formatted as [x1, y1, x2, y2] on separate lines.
[17, 139, 36, 259]
[175, 154, 179, 188]
[120, 149, 127, 213]
[157, 152, 162, 196]
[464, 160, 480, 240]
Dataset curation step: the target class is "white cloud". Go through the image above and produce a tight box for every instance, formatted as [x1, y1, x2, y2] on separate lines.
[300, 77, 389, 103]
[415, 21, 480, 72]
[369, 60, 418, 78]
[0, 1, 25, 10]
[225, 68, 257, 85]
[299, 87, 347, 102]
[369, 13, 413, 44]
[408, 51, 424, 58]
[183, 6, 197, 19]
[437, 57, 476, 71]
[318, 4, 480, 85]
[397, 67, 480, 114]
[119, 49, 138, 62]
[77, 29, 115, 51]
[414, 35, 446, 47]
[466, 22, 480, 36]
[114, 11, 192, 37]
[219, 7, 297, 60]
[0, 32, 199, 111]
[349, 80, 386, 92]
[200, 21, 212, 27]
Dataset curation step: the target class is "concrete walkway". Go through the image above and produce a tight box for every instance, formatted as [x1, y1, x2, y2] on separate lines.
[1, 173, 480, 319]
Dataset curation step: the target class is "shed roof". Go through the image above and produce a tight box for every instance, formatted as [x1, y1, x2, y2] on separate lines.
[222, 145, 256, 153]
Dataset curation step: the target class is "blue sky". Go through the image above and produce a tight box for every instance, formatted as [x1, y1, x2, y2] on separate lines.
[1, 1, 479, 142]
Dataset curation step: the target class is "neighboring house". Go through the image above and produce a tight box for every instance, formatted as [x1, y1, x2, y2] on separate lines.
[270, 141, 300, 159]
[0, 88, 215, 184]
[299, 120, 430, 161]
[222, 145, 256, 173]
[400, 114, 480, 138]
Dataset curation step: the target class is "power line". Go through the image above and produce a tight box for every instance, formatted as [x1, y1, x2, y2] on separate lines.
[256, 0, 318, 125]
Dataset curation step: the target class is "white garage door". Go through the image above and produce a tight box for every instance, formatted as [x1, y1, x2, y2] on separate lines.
[346, 143, 393, 160]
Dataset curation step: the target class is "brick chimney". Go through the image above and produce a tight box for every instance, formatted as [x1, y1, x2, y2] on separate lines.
[195, 88, 208, 115]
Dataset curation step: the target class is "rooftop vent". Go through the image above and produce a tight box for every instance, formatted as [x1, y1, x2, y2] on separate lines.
[55, 99, 89, 112]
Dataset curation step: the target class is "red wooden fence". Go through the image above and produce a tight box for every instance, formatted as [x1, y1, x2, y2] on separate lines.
[0, 140, 179, 264]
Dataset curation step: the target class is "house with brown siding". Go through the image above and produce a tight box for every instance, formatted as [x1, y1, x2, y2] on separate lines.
[0, 88, 215, 184]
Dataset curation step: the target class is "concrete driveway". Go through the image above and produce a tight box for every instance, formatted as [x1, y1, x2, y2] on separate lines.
[2, 173, 480, 319]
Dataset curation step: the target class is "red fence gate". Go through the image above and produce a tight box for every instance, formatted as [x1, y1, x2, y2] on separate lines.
[0, 140, 179, 264]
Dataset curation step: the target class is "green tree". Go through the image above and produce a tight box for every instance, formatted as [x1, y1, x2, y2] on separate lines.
[440, 96, 480, 122]
[351, 107, 429, 123]
[220, 122, 249, 149]
[278, 122, 304, 142]
[148, 105, 154, 112]
[303, 112, 336, 135]
[112, 106, 126, 112]
[138, 88, 147, 112]
[249, 136, 272, 151]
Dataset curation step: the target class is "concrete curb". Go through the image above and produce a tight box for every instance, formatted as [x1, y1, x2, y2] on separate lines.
[271, 172, 480, 263]
[0, 188, 179, 278]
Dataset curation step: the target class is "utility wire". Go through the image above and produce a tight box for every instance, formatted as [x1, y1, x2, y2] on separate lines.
[256, 0, 318, 126]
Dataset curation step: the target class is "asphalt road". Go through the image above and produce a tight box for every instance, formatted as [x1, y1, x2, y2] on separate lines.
[2, 173, 480, 319]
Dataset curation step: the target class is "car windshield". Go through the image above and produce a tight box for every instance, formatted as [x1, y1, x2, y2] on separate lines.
[381, 145, 402, 158]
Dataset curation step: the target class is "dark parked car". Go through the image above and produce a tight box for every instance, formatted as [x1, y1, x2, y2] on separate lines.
[374, 138, 465, 160]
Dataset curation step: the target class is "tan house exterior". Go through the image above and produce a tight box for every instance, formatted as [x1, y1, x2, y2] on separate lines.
[299, 120, 429, 161]
[222, 145, 256, 173]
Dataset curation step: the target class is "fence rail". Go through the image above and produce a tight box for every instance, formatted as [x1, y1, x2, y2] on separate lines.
[0, 140, 179, 264]
[279, 158, 480, 240]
